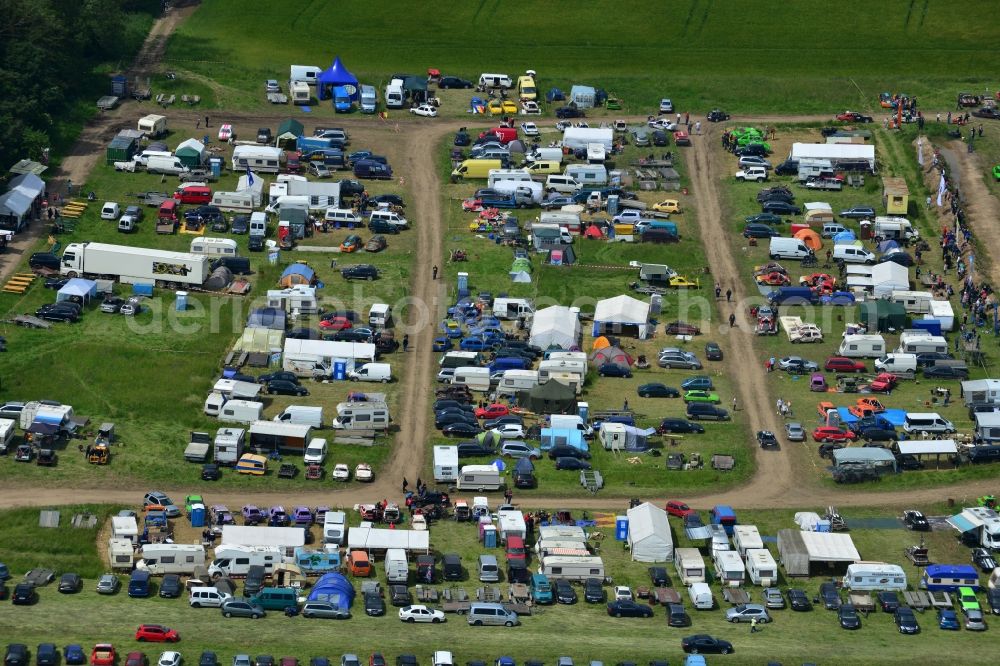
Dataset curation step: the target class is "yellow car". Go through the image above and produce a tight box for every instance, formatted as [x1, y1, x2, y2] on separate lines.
[501, 100, 518, 114]
[487, 100, 504, 115]
[668, 276, 700, 289]
[653, 199, 681, 214]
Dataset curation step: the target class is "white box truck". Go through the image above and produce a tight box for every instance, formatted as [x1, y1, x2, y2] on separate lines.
[433, 445, 459, 483]
[385, 548, 409, 583]
[136, 544, 206, 575]
[61, 242, 210, 287]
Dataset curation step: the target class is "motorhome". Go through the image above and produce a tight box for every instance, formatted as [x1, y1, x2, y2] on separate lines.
[136, 544, 206, 575]
[744, 549, 778, 587]
[673, 548, 706, 585]
[330, 401, 391, 431]
[213, 428, 245, 465]
[537, 555, 605, 582]
[874, 216, 918, 241]
[433, 445, 459, 483]
[208, 545, 283, 578]
[456, 465, 503, 492]
[712, 550, 746, 588]
[842, 562, 908, 591]
[732, 526, 764, 557]
[488, 169, 533, 188]
[452, 367, 491, 392]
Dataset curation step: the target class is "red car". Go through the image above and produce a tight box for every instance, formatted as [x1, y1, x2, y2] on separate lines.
[869, 372, 898, 393]
[318, 316, 352, 330]
[665, 321, 701, 335]
[134, 625, 178, 643]
[836, 111, 873, 123]
[756, 272, 790, 286]
[125, 653, 147, 666]
[812, 426, 857, 443]
[91, 645, 116, 666]
[824, 357, 865, 373]
[474, 403, 509, 419]
[665, 500, 695, 518]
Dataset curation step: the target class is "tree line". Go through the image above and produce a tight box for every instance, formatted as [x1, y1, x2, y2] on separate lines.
[0, 0, 161, 173]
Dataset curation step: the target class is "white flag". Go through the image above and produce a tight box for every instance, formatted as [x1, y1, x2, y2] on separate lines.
[936, 172, 946, 207]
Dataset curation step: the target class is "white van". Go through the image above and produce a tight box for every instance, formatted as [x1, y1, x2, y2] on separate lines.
[478, 73, 513, 89]
[188, 586, 233, 608]
[874, 353, 917, 374]
[385, 79, 405, 109]
[769, 237, 814, 260]
[101, 202, 121, 220]
[368, 303, 392, 327]
[688, 582, 714, 610]
[189, 237, 238, 256]
[348, 362, 392, 383]
[289, 65, 321, 86]
[837, 334, 886, 358]
[218, 399, 264, 425]
[303, 438, 328, 464]
[527, 147, 565, 163]
[832, 244, 876, 264]
[368, 209, 408, 228]
[545, 174, 581, 194]
[324, 208, 361, 226]
[452, 367, 491, 392]
[903, 412, 956, 435]
[249, 211, 267, 237]
[273, 405, 324, 429]
[488, 169, 532, 188]
[146, 155, 190, 176]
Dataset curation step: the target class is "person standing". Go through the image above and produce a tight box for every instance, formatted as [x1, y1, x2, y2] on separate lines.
[402, 334, 409, 351]
[726, 288, 732, 303]
[750, 617, 758, 634]
[776, 398, 784, 415]
[432, 265, 438, 279]
[715, 282, 722, 298]
[205, 116, 210, 127]
[732, 397, 738, 411]
[729, 313, 736, 327]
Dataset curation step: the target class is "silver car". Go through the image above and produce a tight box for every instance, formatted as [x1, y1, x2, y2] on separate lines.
[96, 574, 120, 595]
[301, 601, 350, 619]
[725, 604, 771, 623]
[784, 422, 806, 441]
[220, 599, 265, 619]
[632, 130, 650, 147]
[763, 588, 785, 609]
[658, 354, 702, 370]
[963, 608, 987, 631]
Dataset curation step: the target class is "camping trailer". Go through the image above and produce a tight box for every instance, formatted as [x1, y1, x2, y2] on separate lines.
[232, 146, 284, 174]
[732, 526, 764, 557]
[496, 370, 539, 396]
[837, 334, 886, 358]
[673, 548, 706, 585]
[712, 550, 746, 588]
[433, 445, 459, 483]
[537, 555, 605, 581]
[108, 538, 135, 570]
[217, 399, 264, 425]
[842, 562, 908, 591]
[213, 428, 245, 465]
[456, 464, 503, 492]
[744, 549, 778, 587]
[452, 367, 491, 392]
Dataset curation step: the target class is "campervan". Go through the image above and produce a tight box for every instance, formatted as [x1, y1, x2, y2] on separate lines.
[456, 465, 503, 492]
[673, 548, 706, 585]
[842, 562, 908, 591]
[331, 402, 391, 431]
[837, 334, 887, 358]
[208, 545, 283, 578]
[478, 73, 513, 89]
[712, 550, 746, 588]
[890, 290, 934, 314]
[537, 556, 605, 582]
[744, 549, 778, 587]
[136, 544, 206, 575]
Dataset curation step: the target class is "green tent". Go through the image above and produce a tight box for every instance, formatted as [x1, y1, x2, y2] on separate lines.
[510, 258, 532, 274]
[517, 380, 577, 415]
[276, 119, 305, 150]
[860, 300, 907, 332]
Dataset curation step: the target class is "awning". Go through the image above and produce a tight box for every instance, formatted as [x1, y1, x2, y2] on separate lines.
[896, 440, 957, 456]
[685, 526, 713, 540]
[947, 513, 979, 533]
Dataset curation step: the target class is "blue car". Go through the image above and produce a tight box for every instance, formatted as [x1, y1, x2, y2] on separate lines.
[681, 376, 714, 391]
[432, 337, 453, 352]
[937, 609, 960, 630]
[822, 291, 856, 306]
[64, 645, 86, 665]
[460, 337, 490, 351]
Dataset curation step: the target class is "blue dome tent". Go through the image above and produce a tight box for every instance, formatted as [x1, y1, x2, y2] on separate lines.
[307, 572, 355, 611]
[317, 57, 359, 101]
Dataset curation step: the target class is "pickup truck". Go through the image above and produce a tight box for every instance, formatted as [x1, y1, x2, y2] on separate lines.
[90, 645, 115, 666]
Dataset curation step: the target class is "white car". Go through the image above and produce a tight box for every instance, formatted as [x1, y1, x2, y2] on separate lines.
[520, 101, 541, 115]
[659, 98, 674, 113]
[437, 368, 455, 383]
[647, 118, 677, 131]
[158, 653, 181, 666]
[410, 104, 438, 118]
[332, 464, 350, 482]
[398, 605, 446, 623]
[217, 124, 233, 142]
[265, 80, 280, 93]
[520, 122, 539, 136]
[613, 586, 633, 601]
[491, 424, 525, 440]
[355, 463, 374, 482]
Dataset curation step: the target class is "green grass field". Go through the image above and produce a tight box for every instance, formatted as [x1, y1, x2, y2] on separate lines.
[165, 1, 1000, 115]
[1, 502, 998, 666]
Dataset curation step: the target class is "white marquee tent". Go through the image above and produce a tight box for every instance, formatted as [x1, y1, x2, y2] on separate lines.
[592, 295, 651, 339]
[529, 305, 580, 350]
[626, 502, 673, 562]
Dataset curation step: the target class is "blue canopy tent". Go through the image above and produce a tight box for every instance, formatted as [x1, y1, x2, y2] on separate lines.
[317, 57, 360, 101]
[307, 572, 355, 610]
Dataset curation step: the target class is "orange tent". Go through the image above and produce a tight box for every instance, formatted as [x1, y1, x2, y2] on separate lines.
[794, 228, 822, 251]
[592, 336, 611, 351]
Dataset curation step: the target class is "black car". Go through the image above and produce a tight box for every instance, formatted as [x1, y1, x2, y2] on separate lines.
[11, 583, 36, 605]
[987, 587, 1000, 615]
[652, 130, 669, 146]
[201, 464, 221, 481]
[819, 582, 841, 610]
[29, 253, 60, 270]
[684, 513, 705, 529]
[666, 603, 691, 627]
[894, 606, 920, 634]
[5, 645, 28, 666]
[331, 329, 374, 343]
[454, 130, 470, 147]
[210, 218, 228, 233]
[583, 578, 605, 603]
[507, 561, 530, 584]
[657, 418, 704, 434]
[438, 76, 472, 89]
[838, 604, 861, 629]
[483, 416, 523, 430]
[554, 579, 577, 604]
[606, 600, 653, 618]
[743, 224, 780, 238]
[44, 277, 70, 290]
[637, 383, 679, 398]
[436, 414, 477, 430]
[972, 548, 998, 572]
[341, 264, 379, 281]
[266, 380, 309, 396]
[756, 431, 778, 449]
[442, 423, 483, 437]
[548, 446, 590, 460]
[704, 342, 723, 361]
[761, 201, 801, 215]
[555, 457, 591, 471]
[648, 567, 670, 587]
[159, 574, 182, 598]
[36, 644, 58, 666]
[555, 106, 585, 119]
[255, 657, 274, 666]
[258, 371, 299, 385]
[786, 588, 812, 611]
[923, 364, 969, 380]
[432, 399, 472, 412]
[598, 363, 632, 378]
[915, 352, 954, 367]
[735, 144, 768, 157]
[861, 428, 897, 442]
[34, 307, 78, 323]
[57, 573, 81, 594]
[199, 653, 218, 666]
[839, 206, 875, 219]
[372, 194, 405, 207]
[681, 634, 732, 654]
[878, 590, 900, 612]
[231, 215, 249, 234]
[256, 128, 273, 144]
[364, 592, 385, 616]
[706, 109, 730, 122]
[745, 213, 783, 226]
[902, 510, 930, 531]
[880, 252, 914, 267]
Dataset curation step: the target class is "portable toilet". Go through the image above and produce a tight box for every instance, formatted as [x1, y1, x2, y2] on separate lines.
[482, 524, 497, 548]
[208, 157, 223, 179]
[111, 75, 127, 97]
[650, 293, 662, 315]
[615, 515, 629, 541]
[176, 291, 188, 311]
[457, 272, 469, 297]
[333, 361, 347, 380]
[607, 195, 619, 217]
[189, 503, 206, 528]
[577, 402, 589, 421]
